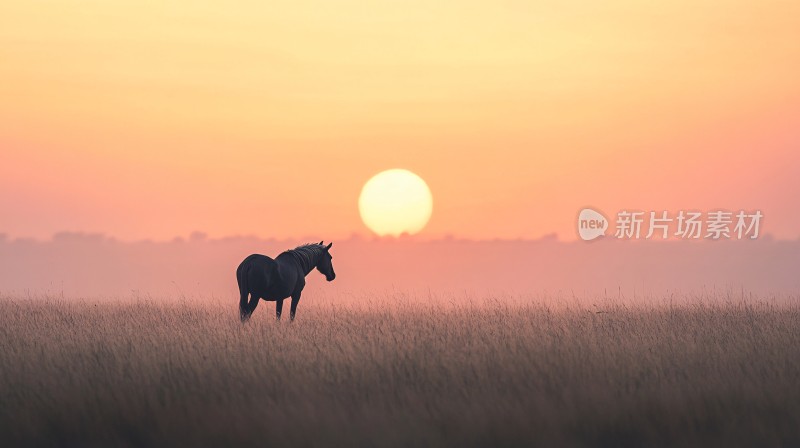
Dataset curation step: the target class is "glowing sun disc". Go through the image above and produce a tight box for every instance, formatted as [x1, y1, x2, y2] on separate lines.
[359, 169, 433, 236]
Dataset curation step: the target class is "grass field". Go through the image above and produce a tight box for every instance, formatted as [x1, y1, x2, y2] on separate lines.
[1, 295, 799, 447]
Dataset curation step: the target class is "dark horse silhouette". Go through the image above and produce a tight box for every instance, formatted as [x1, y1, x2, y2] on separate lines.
[236, 242, 335, 322]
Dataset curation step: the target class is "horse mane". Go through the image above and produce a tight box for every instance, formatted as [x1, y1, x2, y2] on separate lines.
[285, 243, 324, 273]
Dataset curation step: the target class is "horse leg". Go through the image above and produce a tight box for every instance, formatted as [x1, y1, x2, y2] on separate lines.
[290, 292, 301, 321]
[239, 291, 250, 322]
[276, 299, 284, 320]
[247, 295, 260, 318]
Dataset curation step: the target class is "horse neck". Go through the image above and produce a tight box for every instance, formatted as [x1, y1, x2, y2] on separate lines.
[292, 247, 320, 276]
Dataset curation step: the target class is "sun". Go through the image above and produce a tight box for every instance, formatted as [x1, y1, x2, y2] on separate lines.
[359, 169, 433, 237]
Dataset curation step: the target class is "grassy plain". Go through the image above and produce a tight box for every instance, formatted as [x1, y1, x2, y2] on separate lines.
[1, 294, 798, 447]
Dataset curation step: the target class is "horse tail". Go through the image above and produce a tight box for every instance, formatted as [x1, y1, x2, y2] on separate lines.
[237, 256, 253, 319]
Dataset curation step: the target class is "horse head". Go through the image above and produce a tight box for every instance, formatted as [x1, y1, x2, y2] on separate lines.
[315, 241, 336, 281]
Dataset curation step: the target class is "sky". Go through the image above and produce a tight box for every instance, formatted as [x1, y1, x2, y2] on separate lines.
[1, 0, 799, 241]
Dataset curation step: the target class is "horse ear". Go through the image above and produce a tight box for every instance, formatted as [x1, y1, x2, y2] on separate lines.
[326, 242, 333, 250]
[319, 240, 324, 245]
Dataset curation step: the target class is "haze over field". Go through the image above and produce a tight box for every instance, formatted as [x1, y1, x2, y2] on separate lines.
[1, 233, 798, 299]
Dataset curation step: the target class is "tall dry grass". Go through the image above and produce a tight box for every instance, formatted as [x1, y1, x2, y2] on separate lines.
[1, 294, 799, 447]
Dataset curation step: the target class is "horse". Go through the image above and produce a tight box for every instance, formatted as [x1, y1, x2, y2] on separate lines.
[236, 241, 335, 322]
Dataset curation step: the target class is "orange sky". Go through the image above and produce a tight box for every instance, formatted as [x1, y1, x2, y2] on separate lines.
[1, 1, 799, 241]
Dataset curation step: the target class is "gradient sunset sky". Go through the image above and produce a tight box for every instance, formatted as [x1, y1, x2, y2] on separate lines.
[1, 1, 799, 241]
